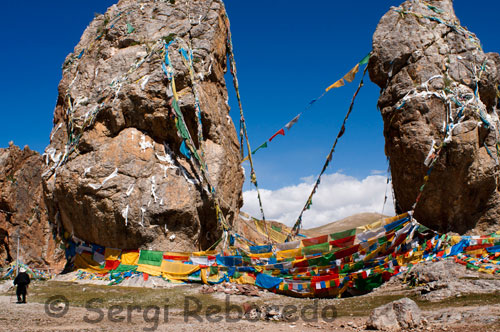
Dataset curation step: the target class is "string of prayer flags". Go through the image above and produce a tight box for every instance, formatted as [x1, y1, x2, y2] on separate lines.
[225, 14, 267, 224]
[325, 52, 369, 92]
[162, 39, 233, 232]
[288, 66, 369, 240]
[241, 52, 371, 163]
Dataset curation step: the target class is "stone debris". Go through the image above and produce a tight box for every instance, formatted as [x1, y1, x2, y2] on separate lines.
[244, 304, 291, 322]
[199, 282, 260, 297]
[405, 259, 500, 302]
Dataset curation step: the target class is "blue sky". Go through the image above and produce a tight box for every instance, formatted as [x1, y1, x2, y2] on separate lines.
[1, 1, 498, 224]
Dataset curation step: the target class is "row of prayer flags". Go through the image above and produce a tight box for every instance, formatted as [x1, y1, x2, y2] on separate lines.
[242, 52, 371, 163]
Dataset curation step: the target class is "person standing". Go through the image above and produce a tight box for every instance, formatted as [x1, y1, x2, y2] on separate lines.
[13, 267, 30, 303]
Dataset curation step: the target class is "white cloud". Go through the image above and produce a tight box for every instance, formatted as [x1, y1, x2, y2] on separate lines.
[242, 172, 395, 229]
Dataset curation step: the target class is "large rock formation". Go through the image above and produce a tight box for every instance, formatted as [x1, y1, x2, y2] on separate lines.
[0, 143, 63, 269]
[42, 0, 244, 251]
[369, 0, 500, 234]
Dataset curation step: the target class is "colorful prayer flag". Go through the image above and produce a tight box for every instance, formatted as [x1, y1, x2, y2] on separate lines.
[285, 114, 301, 130]
[269, 128, 285, 142]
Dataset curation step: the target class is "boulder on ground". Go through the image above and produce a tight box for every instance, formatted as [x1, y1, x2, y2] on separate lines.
[366, 297, 422, 331]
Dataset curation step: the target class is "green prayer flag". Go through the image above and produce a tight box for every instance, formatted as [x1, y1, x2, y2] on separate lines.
[252, 141, 268, 155]
[378, 236, 388, 245]
[137, 250, 164, 266]
[355, 273, 383, 291]
[302, 242, 330, 256]
[114, 264, 138, 272]
[127, 23, 135, 34]
[271, 225, 282, 232]
[359, 52, 371, 66]
[330, 228, 356, 241]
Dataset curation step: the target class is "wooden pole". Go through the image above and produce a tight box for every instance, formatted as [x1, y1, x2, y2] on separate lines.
[15, 228, 20, 277]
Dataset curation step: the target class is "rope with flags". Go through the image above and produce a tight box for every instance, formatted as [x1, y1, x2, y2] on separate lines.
[287, 65, 369, 241]
[224, 14, 271, 242]
[162, 38, 232, 233]
[242, 53, 370, 162]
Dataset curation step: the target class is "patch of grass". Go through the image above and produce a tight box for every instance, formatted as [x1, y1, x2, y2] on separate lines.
[459, 276, 499, 281]
[334, 294, 408, 317]
[29, 281, 226, 315]
[417, 291, 500, 309]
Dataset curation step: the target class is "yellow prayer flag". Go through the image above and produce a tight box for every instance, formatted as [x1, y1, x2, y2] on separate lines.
[277, 248, 302, 259]
[74, 253, 109, 274]
[269, 228, 288, 243]
[121, 251, 140, 265]
[161, 260, 200, 276]
[250, 252, 274, 259]
[325, 79, 345, 92]
[201, 268, 208, 284]
[343, 64, 359, 83]
[357, 219, 383, 232]
[137, 264, 163, 276]
[104, 248, 122, 261]
[450, 236, 462, 246]
[192, 250, 218, 256]
[232, 273, 256, 285]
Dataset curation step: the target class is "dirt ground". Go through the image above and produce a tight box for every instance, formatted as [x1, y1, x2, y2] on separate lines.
[0, 277, 499, 332]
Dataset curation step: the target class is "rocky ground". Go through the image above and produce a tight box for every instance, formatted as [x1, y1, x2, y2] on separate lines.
[0, 259, 498, 331]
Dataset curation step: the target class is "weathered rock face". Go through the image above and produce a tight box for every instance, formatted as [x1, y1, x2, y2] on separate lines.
[369, 0, 500, 234]
[42, 0, 244, 251]
[0, 144, 63, 269]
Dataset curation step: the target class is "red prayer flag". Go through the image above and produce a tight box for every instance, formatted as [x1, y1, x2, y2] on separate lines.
[104, 260, 120, 270]
[269, 128, 285, 142]
[302, 235, 329, 247]
[311, 275, 336, 283]
[464, 244, 493, 251]
[330, 235, 356, 248]
[163, 254, 189, 261]
[334, 244, 360, 260]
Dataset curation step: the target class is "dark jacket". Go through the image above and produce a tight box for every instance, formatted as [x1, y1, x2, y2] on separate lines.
[14, 272, 31, 288]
